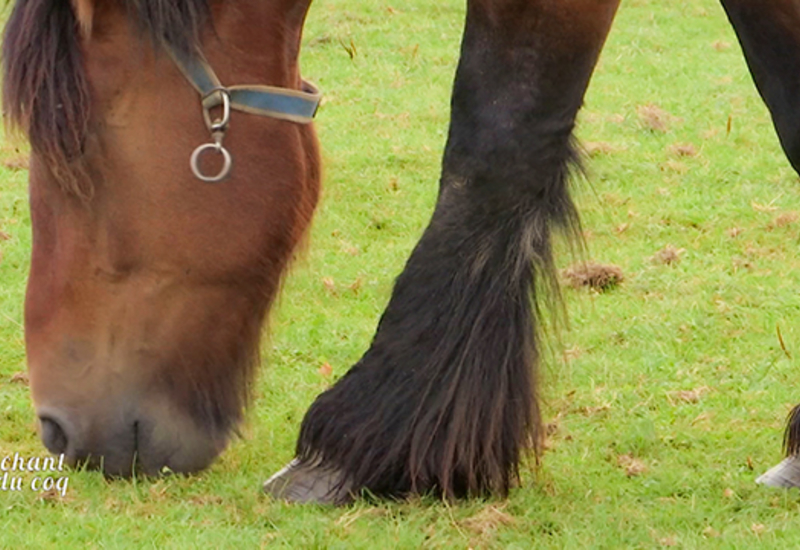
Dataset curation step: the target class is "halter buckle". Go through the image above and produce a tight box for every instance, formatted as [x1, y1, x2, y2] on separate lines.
[201, 87, 231, 134]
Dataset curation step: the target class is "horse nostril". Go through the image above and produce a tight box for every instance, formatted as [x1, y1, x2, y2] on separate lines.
[39, 417, 69, 455]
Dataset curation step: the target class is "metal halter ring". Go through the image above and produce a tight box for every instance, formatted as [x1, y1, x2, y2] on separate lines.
[190, 141, 233, 183]
[190, 87, 233, 182]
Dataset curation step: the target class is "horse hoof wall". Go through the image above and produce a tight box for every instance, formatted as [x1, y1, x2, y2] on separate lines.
[263, 459, 352, 505]
[756, 456, 800, 488]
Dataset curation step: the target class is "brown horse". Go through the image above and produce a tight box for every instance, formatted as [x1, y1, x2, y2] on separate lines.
[4, 0, 320, 476]
[5, 0, 800, 502]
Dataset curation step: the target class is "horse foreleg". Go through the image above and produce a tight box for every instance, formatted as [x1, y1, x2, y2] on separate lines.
[265, 0, 620, 504]
[720, 0, 800, 175]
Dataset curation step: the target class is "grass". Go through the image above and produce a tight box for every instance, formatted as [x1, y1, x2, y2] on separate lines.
[3, 0, 800, 547]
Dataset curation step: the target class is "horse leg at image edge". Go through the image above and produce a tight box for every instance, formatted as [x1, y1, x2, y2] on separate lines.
[720, 0, 800, 176]
[721, 0, 800, 488]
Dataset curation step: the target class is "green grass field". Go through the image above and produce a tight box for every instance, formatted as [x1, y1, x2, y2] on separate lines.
[3, 0, 800, 547]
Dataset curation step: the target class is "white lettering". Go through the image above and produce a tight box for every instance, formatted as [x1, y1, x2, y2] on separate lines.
[8, 475, 22, 491]
[55, 477, 69, 497]
[26, 456, 40, 472]
[11, 453, 24, 471]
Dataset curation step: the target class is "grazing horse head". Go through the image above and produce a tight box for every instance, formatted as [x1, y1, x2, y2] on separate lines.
[3, 0, 320, 476]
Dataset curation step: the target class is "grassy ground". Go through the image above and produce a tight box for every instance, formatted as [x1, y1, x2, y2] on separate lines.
[3, 0, 800, 547]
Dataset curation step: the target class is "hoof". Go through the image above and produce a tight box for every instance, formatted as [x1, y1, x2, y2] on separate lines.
[756, 455, 800, 488]
[263, 459, 353, 505]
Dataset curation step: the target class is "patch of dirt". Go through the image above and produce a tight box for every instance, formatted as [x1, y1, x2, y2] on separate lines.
[601, 193, 628, 207]
[562, 262, 624, 291]
[731, 257, 754, 272]
[577, 404, 611, 417]
[3, 155, 29, 171]
[667, 386, 709, 405]
[776, 212, 799, 226]
[637, 104, 672, 133]
[338, 241, 360, 256]
[307, 35, 333, 47]
[321, 277, 336, 294]
[660, 160, 688, 174]
[461, 505, 515, 536]
[767, 211, 799, 230]
[36, 488, 71, 503]
[10, 372, 29, 386]
[189, 495, 224, 506]
[668, 143, 698, 157]
[617, 454, 647, 477]
[651, 244, 685, 266]
[348, 278, 363, 294]
[543, 417, 561, 450]
[583, 141, 621, 157]
[727, 227, 743, 238]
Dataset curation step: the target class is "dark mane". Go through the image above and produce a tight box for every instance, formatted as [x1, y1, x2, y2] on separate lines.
[125, 0, 211, 53]
[2, 0, 210, 198]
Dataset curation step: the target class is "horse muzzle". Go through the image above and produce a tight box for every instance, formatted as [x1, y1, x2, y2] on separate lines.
[35, 401, 229, 477]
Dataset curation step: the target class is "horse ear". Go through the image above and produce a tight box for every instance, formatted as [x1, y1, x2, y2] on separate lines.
[71, 0, 95, 38]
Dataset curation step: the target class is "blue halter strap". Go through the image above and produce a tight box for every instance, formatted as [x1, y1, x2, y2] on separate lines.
[167, 45, 322, 182]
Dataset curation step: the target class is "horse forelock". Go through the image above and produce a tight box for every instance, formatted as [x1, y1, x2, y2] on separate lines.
[2, 0, 211, 199]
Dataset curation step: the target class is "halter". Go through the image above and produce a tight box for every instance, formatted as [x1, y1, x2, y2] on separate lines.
[167, 46, 322, 183]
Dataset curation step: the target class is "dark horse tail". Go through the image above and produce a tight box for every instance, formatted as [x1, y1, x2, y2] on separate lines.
[265, 2, 620, 502]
